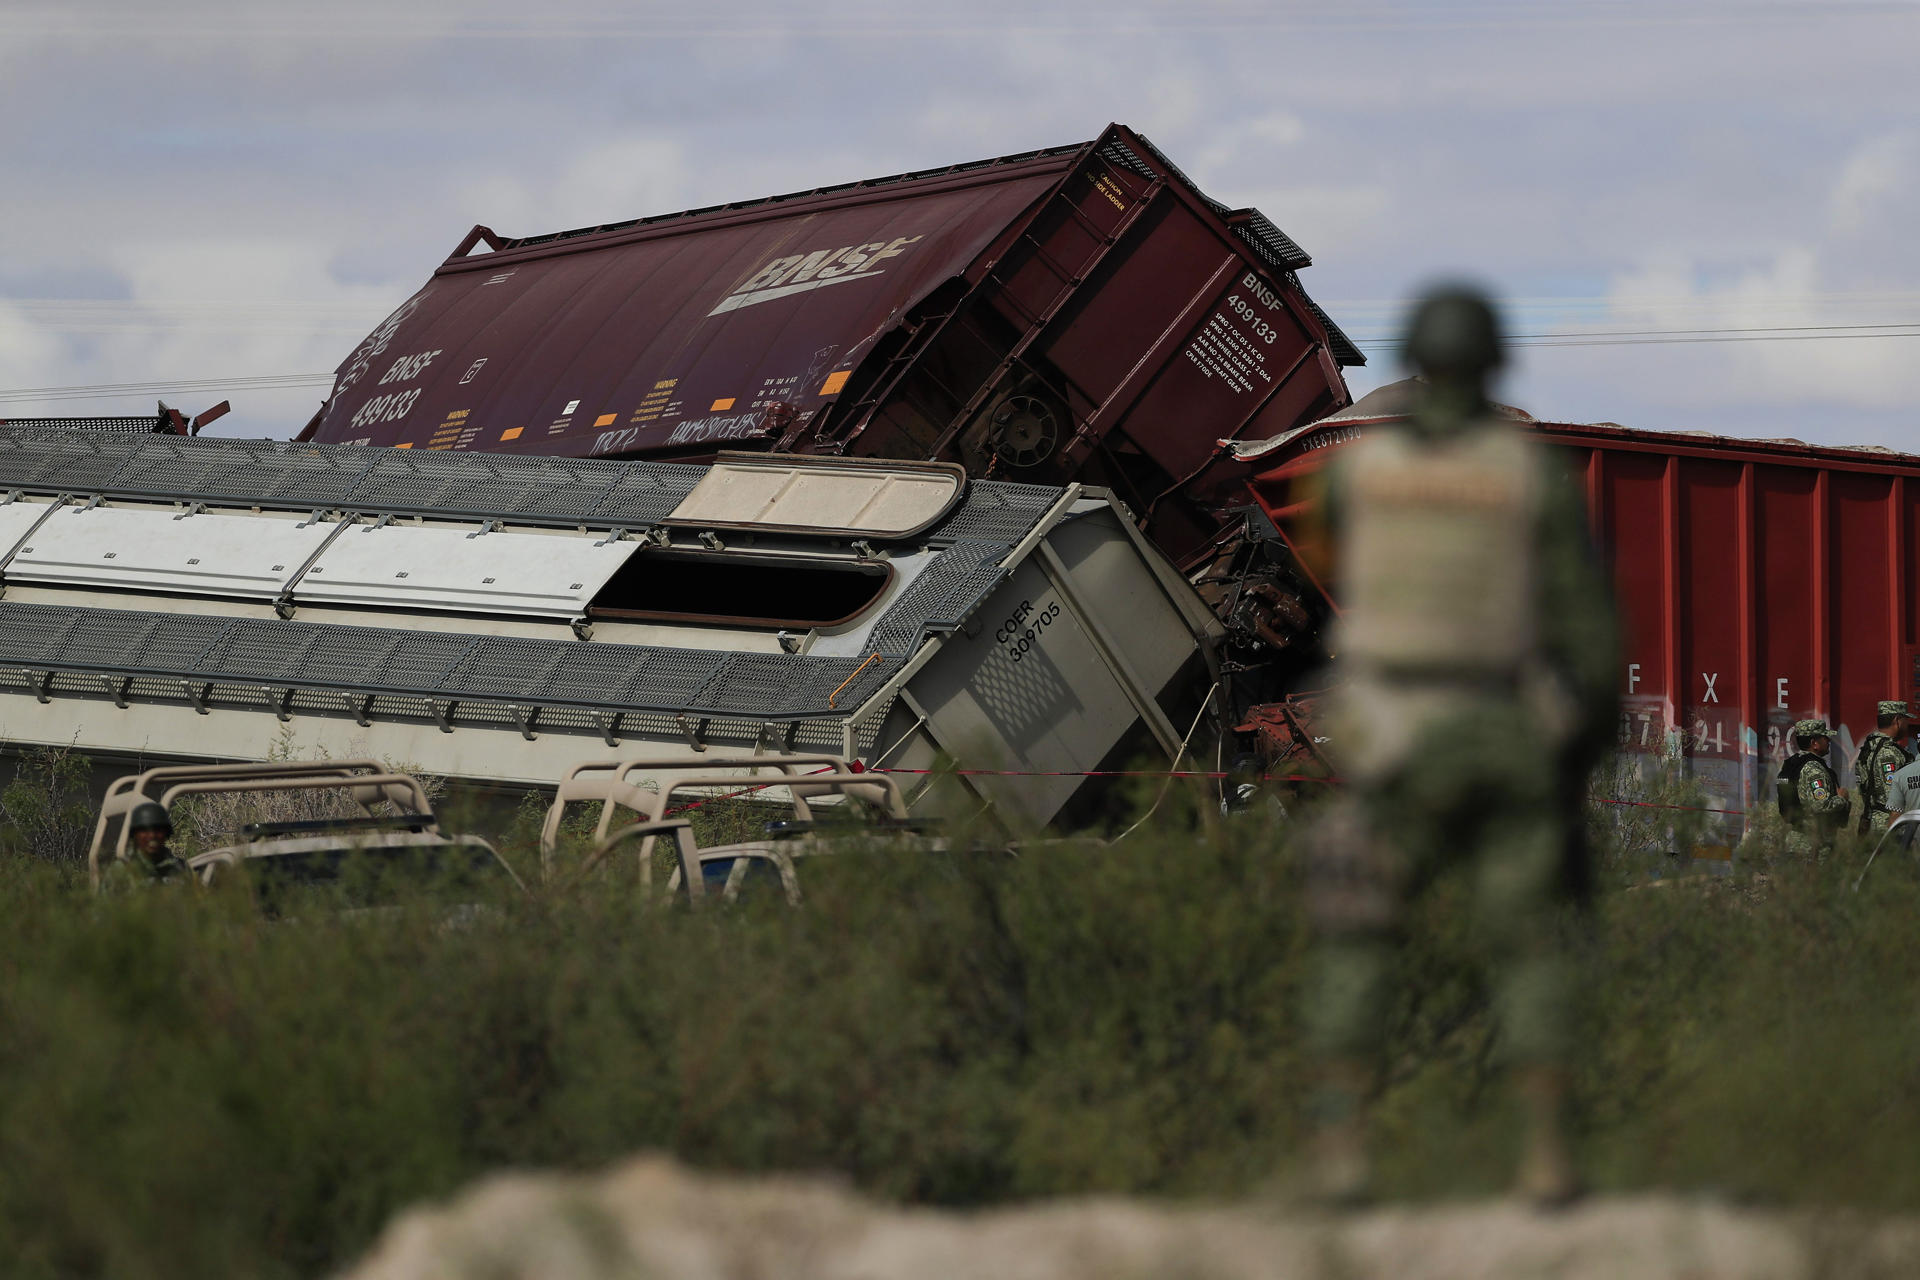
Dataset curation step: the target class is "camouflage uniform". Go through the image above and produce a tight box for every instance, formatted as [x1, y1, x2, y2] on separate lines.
[1777, 720, 1849, 860]
[1301, 288, 1618, 1202]
[1852, 701, 1913, 836]
[101, 850, 193, 891]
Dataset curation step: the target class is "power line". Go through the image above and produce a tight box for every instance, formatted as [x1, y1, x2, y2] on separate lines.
[1527, 322, 1920, 339]
[5, 322, 1920, 408]
[1517, 331, 1920, 348]
[0, 375, 334, 407]
[1344, 321, 1920, 352]
[2, 1, 1910, 41]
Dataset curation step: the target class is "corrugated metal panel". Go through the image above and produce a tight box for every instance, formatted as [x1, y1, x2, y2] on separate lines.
[1244, 391, 1920, 831]
[1562, 437, 1917, 819]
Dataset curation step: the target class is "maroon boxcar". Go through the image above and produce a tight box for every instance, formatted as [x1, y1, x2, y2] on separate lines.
[301, 123, 1363, 564]
[1242, 382, 1920, 846]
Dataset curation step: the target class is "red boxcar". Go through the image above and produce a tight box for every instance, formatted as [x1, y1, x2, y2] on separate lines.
[1243, 382, 1920, 843]
[300, 123, 1362, 564]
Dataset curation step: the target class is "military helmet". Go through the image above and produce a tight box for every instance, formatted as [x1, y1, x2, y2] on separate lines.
[128, 801, 172, 833]
[1402, 284, 1506, 380]
[1878, 700, 1911, 718]
[1792, 719, 1835, 741]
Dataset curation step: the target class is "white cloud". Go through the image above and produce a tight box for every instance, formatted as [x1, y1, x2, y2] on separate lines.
[6, 0, 1920, 447]
[453, 136, 688, 237]
[1233, 183, 1390, 257]
[0, 301, 72, 393]
[1603, 248, 1920, 411]
[1246, 111, 1306, 147]
[1143, 72, 1205, 136]
[1828, 132, 1915, 236]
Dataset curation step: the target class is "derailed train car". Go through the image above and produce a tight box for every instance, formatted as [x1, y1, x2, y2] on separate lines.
[0, 429, 1218, 828]
[299, 123, 1363, 570]
[0, 124, 1360, 828]
[28, 123, 1912, 847]
[1243, 382, 1920, 851]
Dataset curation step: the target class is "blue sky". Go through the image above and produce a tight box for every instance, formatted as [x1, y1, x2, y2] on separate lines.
[3, 0, 1917, 447]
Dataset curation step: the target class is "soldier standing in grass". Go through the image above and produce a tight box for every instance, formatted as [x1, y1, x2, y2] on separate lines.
[1852, 701, 1912, 837]
[1299, 285, 1619, 1205]
[1778, 721, 1849, 860]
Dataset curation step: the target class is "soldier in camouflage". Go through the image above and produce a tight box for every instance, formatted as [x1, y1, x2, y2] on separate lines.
[1300, 285, 1619, 1205]
[1777, 721, 1849, 860]
[1852, 701, 1913, 837]
[101, 802, 192, 890]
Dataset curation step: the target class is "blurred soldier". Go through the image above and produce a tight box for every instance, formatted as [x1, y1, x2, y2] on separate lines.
[1853, 701, 1913, 837]
[105, 802, 190, 888]
[1777, 721, 1848, 859]
[1300, 285, 1619, 1205]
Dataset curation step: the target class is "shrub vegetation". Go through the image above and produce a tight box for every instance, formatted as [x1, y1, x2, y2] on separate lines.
[0, 750, 1914, 1278]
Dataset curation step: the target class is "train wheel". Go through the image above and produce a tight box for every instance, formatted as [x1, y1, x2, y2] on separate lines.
[987, 392, 1063, 470]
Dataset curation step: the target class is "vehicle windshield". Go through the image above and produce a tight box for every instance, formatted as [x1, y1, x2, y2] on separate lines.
[232, 844, 514, 915]
[701, 854, 787, 899]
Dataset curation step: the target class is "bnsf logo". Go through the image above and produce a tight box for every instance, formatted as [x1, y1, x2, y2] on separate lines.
[707, 236, 922, 316]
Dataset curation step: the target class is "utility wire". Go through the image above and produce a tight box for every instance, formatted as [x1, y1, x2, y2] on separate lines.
[3, 3, 1907, 40]
[5, 323, 1920, 409]
[1343, 321, 1920, 353]
[0, 375, 333, 408]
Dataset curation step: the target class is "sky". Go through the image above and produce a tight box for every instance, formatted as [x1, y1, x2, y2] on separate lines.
[1, 0, 1917, 448]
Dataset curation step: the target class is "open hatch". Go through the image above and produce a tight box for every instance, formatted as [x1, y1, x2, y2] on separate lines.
[585, 550, 891, 628]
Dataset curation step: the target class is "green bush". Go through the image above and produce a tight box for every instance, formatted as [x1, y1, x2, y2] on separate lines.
[0, 746, 96, 870]
[3, 760, 1919, 1277]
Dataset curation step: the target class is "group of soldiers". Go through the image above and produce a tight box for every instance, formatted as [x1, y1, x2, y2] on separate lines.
[1777, 701, 1920, 857]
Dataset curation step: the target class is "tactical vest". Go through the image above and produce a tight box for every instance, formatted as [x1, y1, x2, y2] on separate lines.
[1858, 736, 1904, 805]
[1335, 421, 1543, 672]
[1776, 754, 1812, 826]
[1858, 734, 1897, 810]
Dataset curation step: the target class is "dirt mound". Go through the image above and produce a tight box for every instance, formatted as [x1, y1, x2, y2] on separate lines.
[338, 1154, 1920, 1280]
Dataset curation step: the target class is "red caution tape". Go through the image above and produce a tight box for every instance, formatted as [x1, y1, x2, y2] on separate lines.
[647, 764, 1747, 820]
